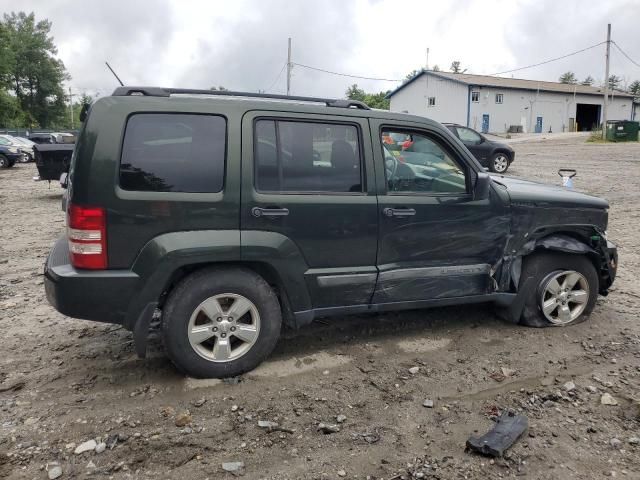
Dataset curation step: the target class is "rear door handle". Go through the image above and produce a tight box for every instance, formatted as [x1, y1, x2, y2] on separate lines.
[383, 207, 416, 218]
[251, 206, 290, 218]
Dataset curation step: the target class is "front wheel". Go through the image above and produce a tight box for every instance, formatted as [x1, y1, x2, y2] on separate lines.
[0, 155, 10, 168]
[162, 267, 282, 378]
[519, 253, 599, 327]
[490, 152, 510, 173]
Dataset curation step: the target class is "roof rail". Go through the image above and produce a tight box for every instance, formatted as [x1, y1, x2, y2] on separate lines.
[111, 86, 371, 110]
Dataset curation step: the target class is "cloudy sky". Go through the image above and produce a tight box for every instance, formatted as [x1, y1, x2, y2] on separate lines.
[4, 0, 640, 98]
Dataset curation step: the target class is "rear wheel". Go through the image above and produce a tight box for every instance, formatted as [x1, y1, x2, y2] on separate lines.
[162, 267, 282, 378]
[519, 253, 598, 327]
[490, 152, 510, 173]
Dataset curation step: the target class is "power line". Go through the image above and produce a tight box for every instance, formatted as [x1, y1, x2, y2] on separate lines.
[292, 62, 402, 82]
[490, 42, 607, 76]
[265, 63, 287, 92]
[612, 41, 640, 68]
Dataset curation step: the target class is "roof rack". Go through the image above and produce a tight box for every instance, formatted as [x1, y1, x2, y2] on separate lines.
[111, 86, 371, 110]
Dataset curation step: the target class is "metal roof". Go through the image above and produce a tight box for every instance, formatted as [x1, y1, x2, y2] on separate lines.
[386, 70, 635, 98]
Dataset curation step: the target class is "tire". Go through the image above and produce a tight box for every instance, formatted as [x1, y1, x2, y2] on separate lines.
[19, 154, 30, 163]
[162, 266, 282, 378]
[490, 152, 510, 173]
[519, 252, 598, 328]
[0, 155, 9, 168]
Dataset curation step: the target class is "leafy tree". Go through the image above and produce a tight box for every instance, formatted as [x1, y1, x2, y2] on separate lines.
[345, 84, 366, 102]
[629, 80, 640, 97]
[432, 64, 440, 72]
[345, 84, 390, 110]
[404, 69, 422, 81]
[1, 12, 69, 128]
[559, 71, 577, 84]
[581, 76, 594, 86]
[608, 75, 622, 90]
[450, 61, 466, 73]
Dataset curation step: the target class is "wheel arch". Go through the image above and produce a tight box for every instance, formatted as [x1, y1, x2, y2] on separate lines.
[158, 260, 298, 329]
[515, 231, 602, 291]
[492, 148, 513, 161]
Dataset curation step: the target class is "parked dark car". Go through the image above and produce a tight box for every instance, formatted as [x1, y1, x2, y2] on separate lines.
[443, 123, 515, 173]
[44, 87, 618, 378]
[0, 143, 23, 168]
[0, 134, 33, 162]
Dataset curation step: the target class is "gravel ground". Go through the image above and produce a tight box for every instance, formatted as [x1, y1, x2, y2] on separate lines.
[1, 135, 639, 480]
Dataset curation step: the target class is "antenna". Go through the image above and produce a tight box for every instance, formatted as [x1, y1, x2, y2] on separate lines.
[105, 62, 124, 86]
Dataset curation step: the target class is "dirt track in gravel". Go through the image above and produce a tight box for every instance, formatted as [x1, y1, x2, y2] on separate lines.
[1, 135, 639, 480]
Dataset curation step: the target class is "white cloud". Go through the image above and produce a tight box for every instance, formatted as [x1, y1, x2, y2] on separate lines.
[4, 0, 639, 98]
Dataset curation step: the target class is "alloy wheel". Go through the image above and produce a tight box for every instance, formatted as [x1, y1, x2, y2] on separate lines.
[493, 154, 508, 173]
[539, 270, 589, 325]
[187, 293, 260, 362]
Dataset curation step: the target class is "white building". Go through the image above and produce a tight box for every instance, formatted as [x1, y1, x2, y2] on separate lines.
[387, 71, 637, 134]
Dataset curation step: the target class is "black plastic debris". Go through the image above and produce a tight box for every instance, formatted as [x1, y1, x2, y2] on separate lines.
[466, 412, 528, 457]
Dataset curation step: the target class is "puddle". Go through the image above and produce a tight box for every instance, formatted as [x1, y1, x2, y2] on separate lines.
[396, 337, 451, 353]
[249, 352, 352, 378]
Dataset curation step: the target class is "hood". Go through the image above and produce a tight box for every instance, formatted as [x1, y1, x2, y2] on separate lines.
[491, 175, 609, 209]
[487, 139, 514, 152]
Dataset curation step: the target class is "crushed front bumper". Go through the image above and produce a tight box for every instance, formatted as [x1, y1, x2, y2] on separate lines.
[600, 239, 618, 294]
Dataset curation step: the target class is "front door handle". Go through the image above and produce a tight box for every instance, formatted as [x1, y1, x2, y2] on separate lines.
[251, 206, 290, 218]
[383, 207, 416, 218]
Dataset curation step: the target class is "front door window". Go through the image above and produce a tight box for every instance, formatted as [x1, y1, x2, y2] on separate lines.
[381, 129, 467, 195]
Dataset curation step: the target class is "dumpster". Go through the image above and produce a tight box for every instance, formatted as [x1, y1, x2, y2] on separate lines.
[606, 120, 640, 142]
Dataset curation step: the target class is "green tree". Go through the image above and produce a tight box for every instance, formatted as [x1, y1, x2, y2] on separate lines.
[404, 69, 422, 81]
[450, 61, 465, 73]
[581, 75, 594, 86]
[345, 84, 366, 102]
[345, 84, 390, 110]
[1, 12, 68, 128]
[559, 71, 577, 84]
[629, 80, 640, 97]
[608, 74, 622, 90]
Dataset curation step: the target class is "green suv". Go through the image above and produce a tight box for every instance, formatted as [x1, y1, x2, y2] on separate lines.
[44, 87, 618, 378]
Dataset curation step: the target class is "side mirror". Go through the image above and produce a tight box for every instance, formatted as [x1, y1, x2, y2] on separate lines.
[474, 171, 491, 200]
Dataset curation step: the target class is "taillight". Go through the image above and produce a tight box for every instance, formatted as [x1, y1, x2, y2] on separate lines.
[67, 204, 107, 269]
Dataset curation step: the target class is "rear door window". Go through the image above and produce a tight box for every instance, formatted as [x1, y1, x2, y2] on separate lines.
[120, 113, 226, 192]
[254, 119, 362, 193]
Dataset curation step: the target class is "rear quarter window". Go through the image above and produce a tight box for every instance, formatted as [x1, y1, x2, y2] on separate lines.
[119, 113, 226, 192]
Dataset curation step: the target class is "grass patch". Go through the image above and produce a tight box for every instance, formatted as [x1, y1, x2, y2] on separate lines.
[586, 130, 609, 143]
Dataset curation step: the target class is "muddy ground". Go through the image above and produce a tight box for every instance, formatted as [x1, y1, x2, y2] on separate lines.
[1, 135, 639, 480]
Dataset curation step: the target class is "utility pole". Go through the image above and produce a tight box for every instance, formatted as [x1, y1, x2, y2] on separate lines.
[426, 47, 429, 70]
[68, 87, 76, 129]
[603, 23, 611, 140]
[286, 37, 292, 96]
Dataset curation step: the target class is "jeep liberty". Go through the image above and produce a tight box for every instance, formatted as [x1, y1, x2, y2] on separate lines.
[44, 87, 618, 378]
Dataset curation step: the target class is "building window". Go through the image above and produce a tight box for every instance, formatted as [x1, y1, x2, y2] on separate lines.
[428, 97, 436, 107]
[495, 93, 504, 104]
[471, 91, 479, 102]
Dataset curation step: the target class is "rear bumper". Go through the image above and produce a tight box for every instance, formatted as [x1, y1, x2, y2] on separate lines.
[44, 236, 140, 325]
